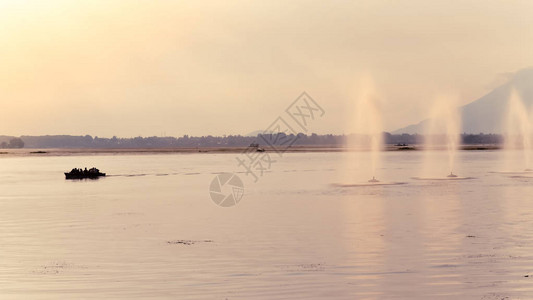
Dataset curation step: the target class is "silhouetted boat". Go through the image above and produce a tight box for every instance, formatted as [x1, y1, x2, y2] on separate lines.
[65, 167, 106, 179]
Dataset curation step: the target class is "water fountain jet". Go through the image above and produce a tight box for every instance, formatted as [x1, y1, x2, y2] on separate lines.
[502, 88, 533, 173]
[341, 77, 384, 184]
[419, 94, 464, 180]
[336, 77, 407, 187]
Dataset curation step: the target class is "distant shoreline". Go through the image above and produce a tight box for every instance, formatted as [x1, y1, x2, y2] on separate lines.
[0, 133, 504, 150]
[0, 144, 503, 157]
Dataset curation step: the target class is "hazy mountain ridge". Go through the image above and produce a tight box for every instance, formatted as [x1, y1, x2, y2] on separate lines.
[394, 67, 533, 134]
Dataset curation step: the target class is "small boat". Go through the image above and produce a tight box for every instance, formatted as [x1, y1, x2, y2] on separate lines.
[65, 167, 106, 179]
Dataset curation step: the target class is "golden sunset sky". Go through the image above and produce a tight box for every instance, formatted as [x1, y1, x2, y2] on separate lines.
[0, 0, 532, 137]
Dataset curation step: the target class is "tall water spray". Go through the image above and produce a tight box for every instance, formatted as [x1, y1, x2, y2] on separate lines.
[423, 95, 461, 178]
[346, 78, 384, 182]
[503, 88, 532, 171]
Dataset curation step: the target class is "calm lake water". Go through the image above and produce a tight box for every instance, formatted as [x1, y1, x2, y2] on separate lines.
[0, 150, 532, 299]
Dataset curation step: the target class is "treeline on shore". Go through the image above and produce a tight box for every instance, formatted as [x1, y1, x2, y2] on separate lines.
[0, 133, 504, 149]
[0, 137, 25, 148]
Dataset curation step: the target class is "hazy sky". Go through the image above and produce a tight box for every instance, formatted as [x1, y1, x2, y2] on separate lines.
[1, 0, 532, 137]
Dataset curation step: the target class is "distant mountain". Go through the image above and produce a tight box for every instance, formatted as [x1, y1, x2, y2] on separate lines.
[394, 67, 533, 134]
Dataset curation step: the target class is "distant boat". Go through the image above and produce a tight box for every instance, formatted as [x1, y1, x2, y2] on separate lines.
[65, 167, 106, 179]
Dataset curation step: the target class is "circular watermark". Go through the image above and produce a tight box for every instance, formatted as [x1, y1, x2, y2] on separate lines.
[209, 173, 244, 207]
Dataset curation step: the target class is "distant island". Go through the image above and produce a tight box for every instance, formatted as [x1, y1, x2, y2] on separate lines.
[0, 133, 503, 149]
